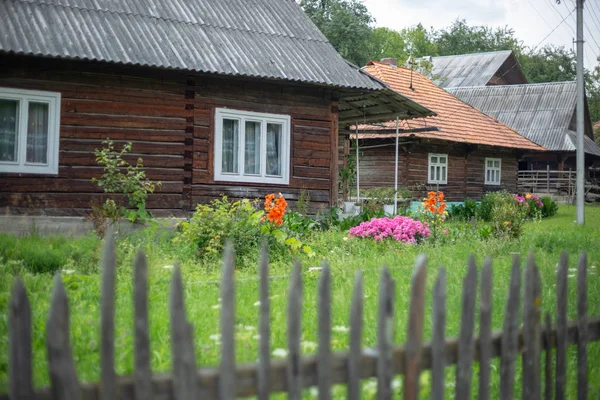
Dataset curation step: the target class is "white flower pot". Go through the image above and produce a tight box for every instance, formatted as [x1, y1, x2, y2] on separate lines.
[343, 201, 355, 214]
[384, 204, 395, 216]
[354, 206, 362, 215]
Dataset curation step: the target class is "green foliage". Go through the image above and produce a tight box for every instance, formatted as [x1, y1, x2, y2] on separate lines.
[175, 197, 262, 261]
[449, 199, 478, 221]
[434, 19, 521, 56]
[0, 233, 100, 274]
[477, 191, 509, 222]
[296, 188, 311, 215]
[92, 139, 160, 224]
[301, 0, 374, 66]
[490, 199, 527, 239]
[541, 196, 559, 218]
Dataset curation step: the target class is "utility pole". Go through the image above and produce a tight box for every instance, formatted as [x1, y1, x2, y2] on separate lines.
[575, 0, 585, 224]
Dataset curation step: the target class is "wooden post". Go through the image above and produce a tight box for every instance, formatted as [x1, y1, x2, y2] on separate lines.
[546, 164, 550, 193]
[347, 271, 364, 400]
[8, 278, 34, 400]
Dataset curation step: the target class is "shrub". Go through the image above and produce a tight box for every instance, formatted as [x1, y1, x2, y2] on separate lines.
[449, 199, 478, 221]
[541, 196, 559, 218]
[91, 139, 161, 228]
[175, 197, 262, 261]
[490, 200, 527, 239]
[477, 191, 513, 221]
[514, 193, 543, 219]
[348, 216, 430, 243]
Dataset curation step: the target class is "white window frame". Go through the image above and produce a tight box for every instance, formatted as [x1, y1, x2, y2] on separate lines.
[0, 87, 61, 175]
[214, 108, 291, 185]
[428, 153, 448, 184]
[485, 157, 502, 185]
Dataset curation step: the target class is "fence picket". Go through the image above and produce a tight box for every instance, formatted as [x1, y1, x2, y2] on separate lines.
[8, 278, 34, 400]
[46, 275, 81, 400]
[478, 257, 493, 400]
[170, 265, 198, 400]
[219, 242, 236, 400]
[348, 271, 364, 400]
[134, 251, 152, 400]
[522, 253, 542, 400]
[258, 244, 270, 400]
[318, 264, 332, 400]
[431, 268, 446, 400]
[500, 255, 521, 400]
[577, 252, 588, 400]
[403, 255, 427, 400]
[287, 261, 303, 400]
[100, 232, 117, 400]
[455, 256, 478, 399]
[377, 267, 394, 400]
[544, 313, 552, 400]
[556, 252, 568, 400]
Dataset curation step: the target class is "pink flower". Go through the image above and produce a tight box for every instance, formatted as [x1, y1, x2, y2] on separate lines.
[348, 216, 430, 244]
[443, 229, 449, 235]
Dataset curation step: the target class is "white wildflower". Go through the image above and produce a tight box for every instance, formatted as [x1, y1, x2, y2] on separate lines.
[308, 267, 322, 273]
[272, 348, 288, 358]
[253, 334, 261, 340]
[211, 304, 221, 310]
[163, 265, 174, 270]
[253, 301, 261, 307]
[332, 326, 350, 333]
[568, 274, 576, 278]
[301, 341, 317, 352]
[209, 334, 221, 342]
[62, 269, 75, 275]
[243, 325, 256, 331]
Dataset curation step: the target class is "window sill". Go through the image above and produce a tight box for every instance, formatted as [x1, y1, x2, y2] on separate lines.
[214, 175, 289, 186]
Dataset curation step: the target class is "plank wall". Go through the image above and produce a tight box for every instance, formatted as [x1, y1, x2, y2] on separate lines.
[350, 138, 520, 201]
[0, 55, 337, 216]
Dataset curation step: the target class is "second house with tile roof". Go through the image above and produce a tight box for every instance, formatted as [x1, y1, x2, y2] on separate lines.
[346, 59, 544, 201]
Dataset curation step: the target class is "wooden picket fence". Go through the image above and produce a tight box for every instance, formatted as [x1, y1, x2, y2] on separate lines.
[3, 235, 600, 399]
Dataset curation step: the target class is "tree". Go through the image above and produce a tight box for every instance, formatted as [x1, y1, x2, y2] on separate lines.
[368, 27, 408, 63]
[434, 19, 522, 56]
[300, 0, 375, 66]
[401, 24, 438, 58]
[517, 45, 576, 83]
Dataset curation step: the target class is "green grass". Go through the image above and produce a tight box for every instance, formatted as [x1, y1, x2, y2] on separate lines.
[0, 206, 599, 398]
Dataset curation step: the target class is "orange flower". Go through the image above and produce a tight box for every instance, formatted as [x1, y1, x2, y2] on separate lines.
[263, 193, 287, 226]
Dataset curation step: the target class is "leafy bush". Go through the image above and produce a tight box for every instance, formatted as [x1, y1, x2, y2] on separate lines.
[449, 199, 478, 221]
[349, 216, 430, 243]
[175, 197, 262, 261]
[0, 234, 100, 274]
[541, 196, 559, 218]
[490, 200, 527, 239]
[514, 193, 543, 219]
[477, 191, 513, 221]
[91, 139, 161, 228]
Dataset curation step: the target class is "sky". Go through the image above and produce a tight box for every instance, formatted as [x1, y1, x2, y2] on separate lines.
[363, 0, 600, 69]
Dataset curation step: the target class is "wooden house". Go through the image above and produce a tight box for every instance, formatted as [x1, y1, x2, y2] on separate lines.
[0, 0, 433, 216]
[448, 82, 600, 171]
[348, 60, 543, 201]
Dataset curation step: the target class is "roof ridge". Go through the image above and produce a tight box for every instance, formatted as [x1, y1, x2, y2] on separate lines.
[431, 49, 513, 59]
[11, 0, 331, 44]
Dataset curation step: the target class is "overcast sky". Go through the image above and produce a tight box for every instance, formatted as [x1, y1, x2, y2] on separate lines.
[363, 0, 600, 68]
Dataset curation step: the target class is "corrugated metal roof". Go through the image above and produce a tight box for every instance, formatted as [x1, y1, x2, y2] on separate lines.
[0, 0, 385, 90]
[431, 50, 513, 88]
[448, 82, 600, 156]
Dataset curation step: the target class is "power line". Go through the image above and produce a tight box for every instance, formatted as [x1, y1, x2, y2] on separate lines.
[533, 5, 576, 51]
[557, 0, 599, 66]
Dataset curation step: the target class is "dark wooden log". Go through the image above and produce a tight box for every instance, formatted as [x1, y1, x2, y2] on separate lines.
[318, 264, 332, 400]
[478, 257, 493, 400]
[500, 255, 521, 400]
[348, 271, 364, 400]
[577, 252, 588, 400]
[455, 256, 478, 399]
[431, 268, 446, 400]
[134, 251, 152, 400]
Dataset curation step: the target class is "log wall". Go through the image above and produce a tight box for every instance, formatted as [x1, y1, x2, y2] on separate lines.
[348, 138, 520, 201]
[0, 55, 337, 216]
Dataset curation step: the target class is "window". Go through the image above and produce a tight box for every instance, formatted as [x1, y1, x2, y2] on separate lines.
[428, 153, 447, 184]
[0, 87, 61, 174]
[214, 108, 290, 184]
[485, 157, 501, 185]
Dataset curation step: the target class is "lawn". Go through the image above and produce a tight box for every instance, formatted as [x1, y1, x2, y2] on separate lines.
[0, 205, 599, 398]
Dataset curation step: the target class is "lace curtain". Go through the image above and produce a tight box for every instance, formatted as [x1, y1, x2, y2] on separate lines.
[26, 102, 49, 164]
[0, 99, 18, 162]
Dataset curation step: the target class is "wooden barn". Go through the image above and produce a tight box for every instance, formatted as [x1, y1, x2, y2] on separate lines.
[448, 82, 600, 171]
[348, 59, 544, 202]
[0, 0, 433, 217]
[429, 50, 527, 88]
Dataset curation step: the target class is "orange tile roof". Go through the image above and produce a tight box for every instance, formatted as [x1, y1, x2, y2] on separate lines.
[356, 61, 545, 151]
